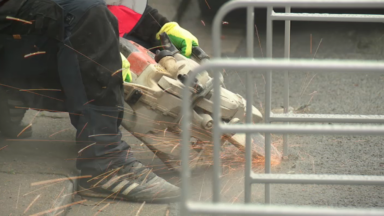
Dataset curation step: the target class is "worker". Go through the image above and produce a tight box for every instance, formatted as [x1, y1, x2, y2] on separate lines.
[0, 0, 198, 202]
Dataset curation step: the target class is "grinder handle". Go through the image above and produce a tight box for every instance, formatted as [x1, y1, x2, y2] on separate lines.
[159, 32, 179, 55]
[192, 46, 210, 62]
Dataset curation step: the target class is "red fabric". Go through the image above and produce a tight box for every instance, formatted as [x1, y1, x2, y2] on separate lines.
[107, 5, 142, 37]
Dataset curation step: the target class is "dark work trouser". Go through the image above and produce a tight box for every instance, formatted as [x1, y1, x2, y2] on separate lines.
[0, 0, 135, 174]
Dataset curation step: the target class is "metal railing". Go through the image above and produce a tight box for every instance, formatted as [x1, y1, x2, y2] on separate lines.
[180, 0, 384, 215]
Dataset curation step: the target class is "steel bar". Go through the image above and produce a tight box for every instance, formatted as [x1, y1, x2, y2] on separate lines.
[251, 173, 384, 185]
[271, 113, 384, 123]
[212, 71, 222, 203]
[187, 59, 384, 74]
[272, 12, 384, 22]
[212, 0, 384, 58]
[264, 6, 274, 204]
[220, 124, 384, 135]
[283, 6, 291, 157]
[244, 6, 254, 204]
[186, 202, 384, 216]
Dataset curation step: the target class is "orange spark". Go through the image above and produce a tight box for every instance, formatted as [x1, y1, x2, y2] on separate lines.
[54, 210, 65, 216]
[0, 145, 8, 151]
[204, 0, 211, 9]
[24, 51, 46, 58]
[14, 106, 81, 115]
[310, 34, 313, 54]
[31, 176, 92, 187]
[52, 187, 66, 208]
[148, 45, 164, 50]
[223, 21, 229, 25]
[49, 128, 71, 137]
[78, 142, 96, 154]
[24, 194, 41, 213]
[17, 124, 32, 137]
[24, 182, 61, 196]
[1, 80, 63, 102]
[94, 203, 110, 216]
[92, 168, 121, 187]
[255, 24, 264, 57]
[77, 122, 88, 138]
[201, 20, 206, 26]
[163, 128, 168, 137]
[111, 68, 123, 76]
[6, 16, 32, 24]
[30, 111, 40, 124]
[83, 99, 95, 105]
[16, 184, 21, 209]
[29, 200, 87, 216]
[140, 169, 153, 186]
[135, 201, 146, 216]
[88, 134, 118, 138]
[6, 139, 87, 143]
[64, 44, 112, 73]
[20, 89, 61, 91]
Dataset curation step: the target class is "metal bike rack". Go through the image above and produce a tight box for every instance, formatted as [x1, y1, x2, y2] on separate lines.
[180, 0, 384, 215]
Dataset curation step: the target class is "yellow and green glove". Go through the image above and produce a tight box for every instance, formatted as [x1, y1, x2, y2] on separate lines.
[120, 52, 132, 83]
[156, 22, 199, 58]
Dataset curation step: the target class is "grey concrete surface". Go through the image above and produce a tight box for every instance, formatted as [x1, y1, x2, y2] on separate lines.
[0, 110, 78, 216]
[0, 173, 74, 216]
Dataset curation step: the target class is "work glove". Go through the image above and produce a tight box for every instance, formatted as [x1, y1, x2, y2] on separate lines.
[156, 22, 199, 58]
[120, 53, 132, 83]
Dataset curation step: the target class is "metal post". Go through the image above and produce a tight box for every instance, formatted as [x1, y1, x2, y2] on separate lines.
[212, 70, 222, 203]
[245, 6, 255, 204]
[283, 6, 291, 157]
[265, 6, 273, 204]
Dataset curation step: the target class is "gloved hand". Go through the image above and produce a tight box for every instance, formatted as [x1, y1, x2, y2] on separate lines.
[156, 22, 199, 58]
[120, 53, 132, 82]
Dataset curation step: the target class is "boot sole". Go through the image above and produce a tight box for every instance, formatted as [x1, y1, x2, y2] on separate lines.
[77, 185, 180, 203]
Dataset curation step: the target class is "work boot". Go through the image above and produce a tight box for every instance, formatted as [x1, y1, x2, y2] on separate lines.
[78, 161, 180, 203]
[0, 88, 32, 138]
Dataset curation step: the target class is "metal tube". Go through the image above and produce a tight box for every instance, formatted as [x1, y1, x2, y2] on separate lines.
[212, 71, 222, 203]
[186, 202, 384, 216]
[245, 6, 254, 204]
[220, 124, 384, 135]
[272, 12, 384, 22]
[251, 173, 384, 185]
[186, 59, 384, 74]
[270, 113, 384, 123]
[212, 1, 384, 58]
[265, 6, 273, 204]
[283, 6, 291, 157]
[247, 7, 254, 58]
[180, 57, 193, 216]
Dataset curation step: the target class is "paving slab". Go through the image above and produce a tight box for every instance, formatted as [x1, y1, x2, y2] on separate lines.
[0, 173, 74, 216]
[0, 111, 78, 175]
[69, 197, 168, 216]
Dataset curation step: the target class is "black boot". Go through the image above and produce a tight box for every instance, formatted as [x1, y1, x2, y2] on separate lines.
[0, 87, 32, 138]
